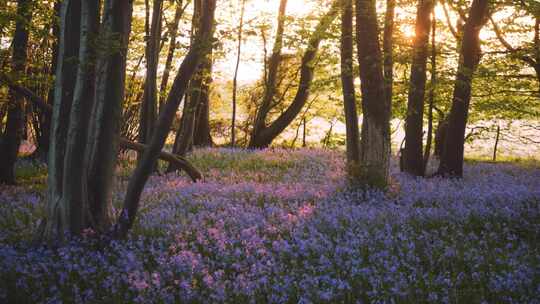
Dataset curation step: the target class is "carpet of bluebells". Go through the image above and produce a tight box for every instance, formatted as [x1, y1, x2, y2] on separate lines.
[1, 148, 539, 303]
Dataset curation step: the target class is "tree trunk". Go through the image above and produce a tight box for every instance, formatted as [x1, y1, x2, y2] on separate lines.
[44, 0, 82, 239]
[85, 0, 135, 232]
[383, 0, 395, 110]
[139, 0, 163, 146]
[492, 124, 500, 162]
[159, 1, 185, 108]
[115, 0, 216, 238]
[231, 0, 246, 147]
[423, 4, 437, 174]
[355, 0, 391, 188]
[32, 1, 60, 162]
[0, 0, 32, 185]
[340, 0, 361, 180]
[438, 0, 490, 177]
[248, 0, 288, 148]
[249, 2, 340, 148]
[193, 50, 213, 147]
[403, 0, 434, 176]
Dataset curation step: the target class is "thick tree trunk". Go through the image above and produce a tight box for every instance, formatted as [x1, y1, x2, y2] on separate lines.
[355, 0, 391, 188]
[193, 50, 213, 147]
[139, 0, 163, 146]
[248, 0, 288, 148]
[85, 0, 135, 232]
[249, 2, 340, 148]
[0, 0, 32, 185]
[340, 0, 361, 179]
[44, 0, 82, 239]
[403, 0, 434, 176]
[423, 5, 437, 174]
[231, 0, 246, 147]
[115, 0, 216, 238]
[383, 0, 395, 109]
[438, 0, 490, 177]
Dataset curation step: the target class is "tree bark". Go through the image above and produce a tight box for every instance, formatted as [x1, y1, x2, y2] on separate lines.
[231, 0, 246, 147]
[84, 0, 135, 232]
[248, 0, 288, 148]
[139, 0, 163, 146]
[159, 0, 186, 108]
[248, 2, 340, 148]
[423, 4, 437, 174]
[438, 0, 490, 177]
[340, 0, 361, 179]
[355, 0, 391, 188]
[44, 0, 82, 239]
[115, 0, 216, 238]
[383, 0, 395, 110]
[193, 50, 213, 147]
[403, 0, 434, 176]
[0, 0, 33, 184]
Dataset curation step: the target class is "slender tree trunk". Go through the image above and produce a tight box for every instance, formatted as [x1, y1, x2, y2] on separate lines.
[159, 1, 185, 109]
[355, 0, 391, 188]
[438, 0, 490, 177]
[492, 124, 500, 162]
[115, 0, 216, 238]
[249, 0, 288, 148]
[302, 118, 307, 147]
[139, 0, 163, 146]
[423, 4, 437, 174]
[231, 0, 246, 147]
[32, 1, 60, 162]
[340, 0, 360, 179]
[403, 0, 434, 176]
[0, 0, 32, 185]
[249, 2, 340, 148]
[383, 0, 395, 109]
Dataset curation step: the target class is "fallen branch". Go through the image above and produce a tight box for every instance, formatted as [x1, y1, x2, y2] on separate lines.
[2, 77, 203, 182]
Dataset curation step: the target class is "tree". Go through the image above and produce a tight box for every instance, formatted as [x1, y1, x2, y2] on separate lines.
[340, 0, 360, 179]
[0, 0, 33, 184]
[231, 0, 247, 147]
[354, 0, 391, 188]
[383, 0, 395, 111]
[248, 1, 340, 148]
[139, 0, 163, 147]
[438, 0, 491, 177]
[248, 0, 287, 149]
[44, 0, 134, 240]
[402, 0, 435, 176]
[115, 0, 217, 238]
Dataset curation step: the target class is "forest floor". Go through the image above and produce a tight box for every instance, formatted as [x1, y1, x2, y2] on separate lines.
[1, 148, 539, 303]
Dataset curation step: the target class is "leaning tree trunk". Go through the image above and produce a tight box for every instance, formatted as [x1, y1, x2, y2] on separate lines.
[248, 2, 340, 148]
[340, 0, 361, 180]
[159, 0, 185, 108]
[0, 0, 32, 185]
[115, 0, 216, 238]
[355, 0, 391, 188]
[139, 0, 163, 146]
[248, 0, 288, 148]
[402, 0, 434, 177]
[438, 0, 490, 177]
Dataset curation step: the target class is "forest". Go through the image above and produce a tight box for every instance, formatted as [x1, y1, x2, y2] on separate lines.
[0, 0, 539, 302]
